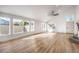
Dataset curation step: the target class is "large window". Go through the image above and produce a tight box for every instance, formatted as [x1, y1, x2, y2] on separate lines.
[30, 21, 35, 32]
[13, 19, 23, 34]
[0, 17, 10, 35]
[41, 23, 47, 32]
[0, 14, 35, 36]
[47, 24, 53, 32]
[13, 19, 31, 34]
[47, 24, 56, 32]
[22, 20, 30, 32]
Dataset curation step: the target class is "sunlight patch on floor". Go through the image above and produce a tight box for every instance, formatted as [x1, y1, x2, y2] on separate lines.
[22, 33, 56, 40]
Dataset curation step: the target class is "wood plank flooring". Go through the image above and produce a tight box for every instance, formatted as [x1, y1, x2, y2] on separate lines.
[0, 33, 79, 53]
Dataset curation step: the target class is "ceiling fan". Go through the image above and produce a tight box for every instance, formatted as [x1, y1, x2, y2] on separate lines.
[48, 10, 59, 16]
[48, 5, 62, 16]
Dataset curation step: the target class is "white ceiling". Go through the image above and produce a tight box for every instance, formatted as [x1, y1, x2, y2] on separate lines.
[0, 5, 76, 21]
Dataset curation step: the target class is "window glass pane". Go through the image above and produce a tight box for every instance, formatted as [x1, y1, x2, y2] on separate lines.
[42, 23, 47, 31]
[24, 21, 30, 32]
[0, 17, 10, 35]
[30, 21, 35, 32]
[47, 24, 56, 32]
[13, 19, 23, 33]
[47, 24, 53, 32]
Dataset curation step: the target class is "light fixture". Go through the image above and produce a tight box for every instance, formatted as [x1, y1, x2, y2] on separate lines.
[48, 5, 62, 16]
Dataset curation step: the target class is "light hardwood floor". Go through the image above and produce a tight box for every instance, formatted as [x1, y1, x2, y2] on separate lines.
[0, 33, 79, 53]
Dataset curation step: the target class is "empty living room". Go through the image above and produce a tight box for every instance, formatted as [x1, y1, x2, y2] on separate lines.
[0, 5, 79, 53]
